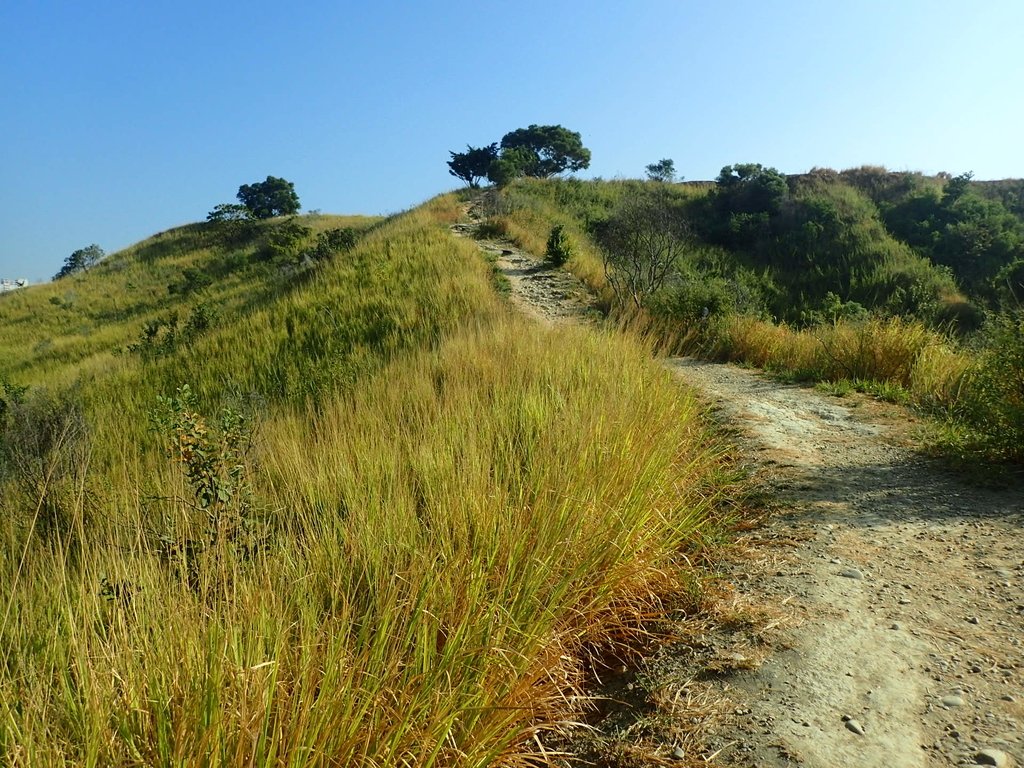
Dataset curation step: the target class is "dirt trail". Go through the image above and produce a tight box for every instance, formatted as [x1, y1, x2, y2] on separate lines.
[671, 361, 1023, 768]
[451, 211, 596, 327]
[452, 210, 1024, 767]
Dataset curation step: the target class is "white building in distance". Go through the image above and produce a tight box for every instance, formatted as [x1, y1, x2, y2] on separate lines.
[0, 279, 28, 293]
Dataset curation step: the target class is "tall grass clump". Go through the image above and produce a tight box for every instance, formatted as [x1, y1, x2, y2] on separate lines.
[698, 315, 941, 388]
[699, 311, 1024, 463]
[0, 319, 737, 765]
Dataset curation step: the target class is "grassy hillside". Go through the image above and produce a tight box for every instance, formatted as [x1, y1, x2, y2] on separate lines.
[0, 214, 379, 384]
[0, 197, 738, 764]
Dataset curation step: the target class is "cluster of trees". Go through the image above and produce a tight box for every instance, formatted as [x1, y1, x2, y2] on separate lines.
[597, 163, 1024, 326]
[687, 163, 968, 323]
[202, 176, 358, 264]
[850, 169, 1024, 305]
[447, 124, 591, 188]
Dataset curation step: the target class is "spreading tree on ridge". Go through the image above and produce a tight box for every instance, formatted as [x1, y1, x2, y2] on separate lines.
[447, 144, 498, 188]
[495, 124, 591, 179]
[237, 176, 300, 219]
[645, 158, 677, 183]
[448, 125, 591, 187]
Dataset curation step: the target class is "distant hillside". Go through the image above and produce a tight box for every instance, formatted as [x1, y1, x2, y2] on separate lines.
[487, 167, 1024, 328]
[0, 213, 379, 388]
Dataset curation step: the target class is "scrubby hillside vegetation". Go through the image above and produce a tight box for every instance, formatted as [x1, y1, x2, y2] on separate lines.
[475, 167, 1024, 463]
[0, 199, 737, 764]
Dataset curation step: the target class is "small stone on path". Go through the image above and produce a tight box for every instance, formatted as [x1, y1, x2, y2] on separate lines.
[672, 745, 686, 760]
[840, 567, 864, 579]
[942, 694, 965, 708]
[845, 718, 865, 735]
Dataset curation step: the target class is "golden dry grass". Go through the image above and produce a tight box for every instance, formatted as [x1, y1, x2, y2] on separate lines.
[0, 195, 741, 765]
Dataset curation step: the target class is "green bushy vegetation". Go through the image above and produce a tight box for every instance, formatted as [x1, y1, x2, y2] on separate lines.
[0, 195, 738, 764]
[841, 167, 1024, 308]
[477, 172, 1024, 464]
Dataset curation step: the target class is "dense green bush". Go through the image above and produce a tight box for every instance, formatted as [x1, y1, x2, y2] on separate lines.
[878, 173, 1024, 302]
[961, 310, 1024, 461]
[545, 224, 573, 266]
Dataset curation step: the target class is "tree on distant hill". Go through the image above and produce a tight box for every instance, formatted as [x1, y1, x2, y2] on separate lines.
[645, 158, 677, 183]
[447, 144, 498, 188]
[207, 203, 254, 223]
[448, 125, 591, 187]
[702, 163, 790, 252]
[487, 124, 591, 183]
[714, 163, 789, 214]
[54, 244, 104, 280]
[237, 176, 300, 219]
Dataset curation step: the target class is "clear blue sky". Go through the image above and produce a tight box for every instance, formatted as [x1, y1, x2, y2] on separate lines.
[2, 0, 1022, 281]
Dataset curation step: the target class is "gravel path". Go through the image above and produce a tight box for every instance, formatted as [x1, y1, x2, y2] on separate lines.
[450, 208, 595, 327]
[453, 207, 1024, 768]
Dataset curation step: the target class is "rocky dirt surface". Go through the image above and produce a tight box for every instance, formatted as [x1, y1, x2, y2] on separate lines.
[452, 207, 1024, 768]
[666, 360, 1024, 768]
[451, 218, 596, 326]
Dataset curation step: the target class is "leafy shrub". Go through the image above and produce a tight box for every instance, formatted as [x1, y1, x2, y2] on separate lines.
[304, 227, 358, 262]
[803, 292, 869, 326]
[205, 203, 257, 246]
[934, 299, 985, 335]
[0, 377, 28, 423]
[149, 385, 264, 590]
[255, 218, 311, 263]
[128, 303, 217, 359]
[168, 266, 213, 295]
[960, 311, 1024, 461]
[649, 275, 735, 323]
[545, 224, 573, 266]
